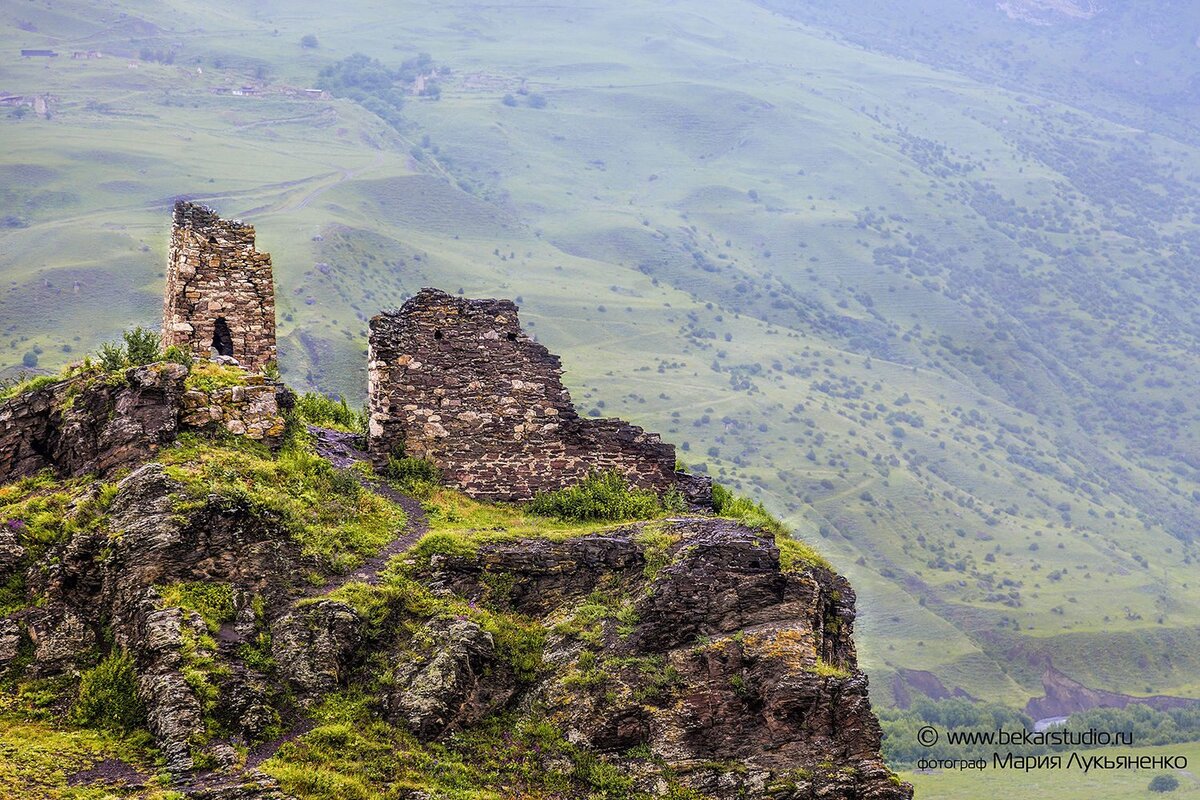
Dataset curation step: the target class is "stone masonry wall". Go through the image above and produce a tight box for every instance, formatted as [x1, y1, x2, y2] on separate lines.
[368, 288, 710, 504]
[0, 364, 288, 485]
[162, 201, 277, 371]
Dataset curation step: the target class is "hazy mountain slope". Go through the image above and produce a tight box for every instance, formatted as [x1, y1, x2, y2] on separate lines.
[758, 0, 1200, 140]
[4, 0, 1200, 717]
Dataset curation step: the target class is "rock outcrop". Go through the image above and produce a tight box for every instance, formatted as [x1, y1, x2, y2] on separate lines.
[1, 455, 908, 799]
[0, 363, 188, 482]
[0, 362, 288, 485]
[418, 518, 908, 799]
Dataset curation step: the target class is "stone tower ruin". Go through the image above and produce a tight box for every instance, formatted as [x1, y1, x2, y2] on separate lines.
[368, 288, 711, 504]
[162, 201, 277, 370]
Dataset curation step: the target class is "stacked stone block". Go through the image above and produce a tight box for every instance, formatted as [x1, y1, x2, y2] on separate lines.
[368, 288, 710, 504]
[162, 201, 277, 371]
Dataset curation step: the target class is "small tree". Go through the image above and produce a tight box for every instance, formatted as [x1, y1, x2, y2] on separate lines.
[21, 352, 37, 368]
[527, 93, 547, 109]
[98, 342, 126, 372]
[301, 34, 319, 49]
[1149, 775, 1179, 793]
[122, 327, 160, 366]
[502, 93, 518, 107]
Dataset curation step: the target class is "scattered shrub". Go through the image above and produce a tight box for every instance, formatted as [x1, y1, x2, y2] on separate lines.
[98, 342, 126, 372]
[72, 650, 144, 733]
[122, 327, 160, 366]
[1150, 774, 1180, 792]
[21, 352, 37, 368]
[294, 392, 365, 433]
[164, 345, 193, 370]
[384, 456, 441, 496]
[528, 470, 661, 522]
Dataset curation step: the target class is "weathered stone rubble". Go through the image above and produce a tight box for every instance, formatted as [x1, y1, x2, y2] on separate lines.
[180, 372, 289, 442]
[0, 362, 288, 485]
[162, 201, 277, 371]
[368, 288, 711, 505]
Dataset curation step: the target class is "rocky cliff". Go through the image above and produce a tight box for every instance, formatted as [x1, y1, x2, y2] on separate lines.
[0, 375, 909, 800]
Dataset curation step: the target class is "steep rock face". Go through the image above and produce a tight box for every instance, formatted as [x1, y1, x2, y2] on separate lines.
[9, 463, 306, 771]
[1, 461, 906, 799]
[272, 600, 363, 702]
[421, 519, 910, 800]
[0, 363, 188, 483]
[384, 617, 517, 740]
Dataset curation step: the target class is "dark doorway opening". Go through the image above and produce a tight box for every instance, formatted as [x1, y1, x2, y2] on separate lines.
[212, 317, 234, 357]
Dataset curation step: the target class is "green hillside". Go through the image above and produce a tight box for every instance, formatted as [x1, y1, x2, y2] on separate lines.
[4, 0, 1200, 745]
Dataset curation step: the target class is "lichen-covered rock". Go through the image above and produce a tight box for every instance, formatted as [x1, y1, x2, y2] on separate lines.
[0, 617, 23, 667]
[272, 600, 362, 702]
[386, 617, 516, 740]
[426, 518, 911, 800]
[136, 604, 206, 771]
[9, 461, 309, 774]
[0, 361, 287, 486]
[0, 524, 26, 579]
[1, 417, 904, 798]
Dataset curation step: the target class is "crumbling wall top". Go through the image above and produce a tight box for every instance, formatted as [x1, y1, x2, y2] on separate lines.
[367, 288, 710, 505]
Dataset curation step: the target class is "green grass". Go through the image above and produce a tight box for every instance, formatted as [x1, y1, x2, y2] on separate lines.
[294, 392, 366, 433]
[527, 470, 675, 522]
[0, 715, 172, 800]
[156, 582, 234, 633]
[183, 360, 252, 392]
[0, 473, 117, 586]
[158, 433, 405, 574]
[261, 692, 704, 800]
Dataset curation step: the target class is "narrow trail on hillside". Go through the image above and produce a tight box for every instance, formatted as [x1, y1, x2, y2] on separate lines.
[177, 426, 429, 795]
[304, 424, 430, 592]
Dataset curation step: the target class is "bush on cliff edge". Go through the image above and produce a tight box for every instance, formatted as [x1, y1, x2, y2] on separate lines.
[528, 470, 663, 522]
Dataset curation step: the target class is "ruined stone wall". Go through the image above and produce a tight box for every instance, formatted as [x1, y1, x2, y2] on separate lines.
[0, 364, 288, 485]
[162, 201, 277, 371]
[368, 288, 710, 503]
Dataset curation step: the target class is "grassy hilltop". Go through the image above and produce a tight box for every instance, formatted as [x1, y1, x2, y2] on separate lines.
[4, 0, 1200, 753]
